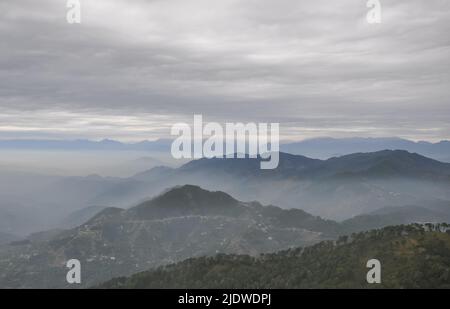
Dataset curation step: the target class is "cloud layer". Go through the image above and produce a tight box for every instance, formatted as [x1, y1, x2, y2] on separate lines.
[1, 0, 449, 141]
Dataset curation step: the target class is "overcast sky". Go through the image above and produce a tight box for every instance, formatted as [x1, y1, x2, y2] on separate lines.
[0, 0, 449, 142]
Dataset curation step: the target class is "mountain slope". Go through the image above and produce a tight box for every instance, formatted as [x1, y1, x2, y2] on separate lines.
[99, 224, 450, 289]
[180, 152, 322, 178]
[342, 202, 450, 233]
[0, 186, 339, 288]
[316, 150, 450, 180]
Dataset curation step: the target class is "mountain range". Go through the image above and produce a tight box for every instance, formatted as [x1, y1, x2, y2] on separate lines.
[93, 150, 450, 221]
[281, 137, 450, 162]
[0, 186, 340, 288]
[2, 137, 449, 162]
[1, 149, 450, 238]
[1, 184, 449, 288]
[0, 139, 173, 152]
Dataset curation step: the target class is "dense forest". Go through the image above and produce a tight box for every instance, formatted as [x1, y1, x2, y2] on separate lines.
[100, 224, 450, 289]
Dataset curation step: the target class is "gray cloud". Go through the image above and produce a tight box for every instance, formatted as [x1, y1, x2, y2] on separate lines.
[0, 0, 449, 141]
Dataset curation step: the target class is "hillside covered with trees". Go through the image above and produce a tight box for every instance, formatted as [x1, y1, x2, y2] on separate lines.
[100, 224, 450, 289]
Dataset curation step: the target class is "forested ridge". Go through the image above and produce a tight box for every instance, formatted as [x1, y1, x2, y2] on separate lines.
[100, 224, 450, 289]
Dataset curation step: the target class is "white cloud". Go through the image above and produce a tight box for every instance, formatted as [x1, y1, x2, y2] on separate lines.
[0, 0, 449, 141]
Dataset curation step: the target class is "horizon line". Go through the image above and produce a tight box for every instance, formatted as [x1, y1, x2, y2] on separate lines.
[0, 136, 449, 145]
